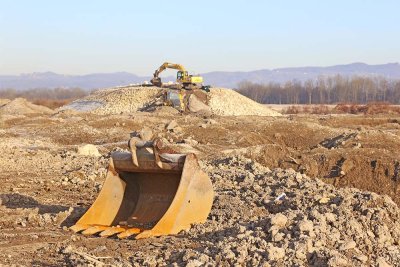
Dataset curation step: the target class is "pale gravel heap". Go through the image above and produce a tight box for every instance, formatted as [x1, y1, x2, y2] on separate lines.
[61, 86, 163, 115]
[208, 88, 282, 116]
[60, 86, 281, 116]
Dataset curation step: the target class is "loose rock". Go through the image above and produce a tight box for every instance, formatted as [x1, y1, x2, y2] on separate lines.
[77, 144, 101, 157]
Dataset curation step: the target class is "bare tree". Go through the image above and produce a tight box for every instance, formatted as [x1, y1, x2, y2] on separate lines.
[236, 75, 399, 105]
[304, 79, 314, 105]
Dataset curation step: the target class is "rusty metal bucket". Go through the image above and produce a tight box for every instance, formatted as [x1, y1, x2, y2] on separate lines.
[70, 139, 214, 239]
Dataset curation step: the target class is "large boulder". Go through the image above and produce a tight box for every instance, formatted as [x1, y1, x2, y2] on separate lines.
[77, 144, 101, 157]
[188, 94, 211, 113]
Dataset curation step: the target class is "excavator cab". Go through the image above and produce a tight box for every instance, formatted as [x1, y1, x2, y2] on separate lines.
[176, 70, 187, 82]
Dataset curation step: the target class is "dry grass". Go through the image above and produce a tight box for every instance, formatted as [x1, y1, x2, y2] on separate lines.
[334, 102, 400, 115]
[284, 102, 400, 115]
[284, 105, 331, 114]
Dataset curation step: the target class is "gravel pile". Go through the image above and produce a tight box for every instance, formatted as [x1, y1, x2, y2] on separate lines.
[0, 98, 10, 106]
[61, 86, 162, 115]
[208, 88, 281, 116]
[0, 98, 53, 115]
[61, 86, 281, 116]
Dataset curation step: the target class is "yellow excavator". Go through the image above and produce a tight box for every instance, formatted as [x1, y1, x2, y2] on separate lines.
[150, 62, 210, 91]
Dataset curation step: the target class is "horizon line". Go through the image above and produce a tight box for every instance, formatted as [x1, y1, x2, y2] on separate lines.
[1, 62, 399, 76]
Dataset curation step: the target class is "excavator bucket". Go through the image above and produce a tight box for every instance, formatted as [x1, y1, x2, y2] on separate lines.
[70, 139, 214, 239]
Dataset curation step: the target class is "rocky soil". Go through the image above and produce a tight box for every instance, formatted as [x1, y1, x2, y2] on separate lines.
[1, 97, 400, 266]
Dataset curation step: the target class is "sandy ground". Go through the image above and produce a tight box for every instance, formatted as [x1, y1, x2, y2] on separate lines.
[1, 99, 400, 265]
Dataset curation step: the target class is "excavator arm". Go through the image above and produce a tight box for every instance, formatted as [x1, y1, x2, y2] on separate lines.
[151, 62, 187, 86]
[153, 62, 186, 78]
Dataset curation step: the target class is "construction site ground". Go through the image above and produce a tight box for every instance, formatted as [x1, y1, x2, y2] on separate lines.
[1, 107, 400, 265]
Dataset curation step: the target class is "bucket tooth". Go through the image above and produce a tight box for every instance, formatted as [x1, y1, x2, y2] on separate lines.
[135, 230, 155, 239]
[70, 224, 91, 233]
[117, 228, 141, 239]
[99, 227, 126, 237]
[82, 226, 110, 236]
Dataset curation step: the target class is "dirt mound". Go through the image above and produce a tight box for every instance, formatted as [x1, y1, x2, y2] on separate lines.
[61, 86, 281, 116]
[0, 99, 10, 107]
[0, 98, 53, 115]
[209, 88, 281, 116]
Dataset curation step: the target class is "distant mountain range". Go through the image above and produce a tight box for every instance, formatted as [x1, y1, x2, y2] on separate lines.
[1, 63, 400, 90]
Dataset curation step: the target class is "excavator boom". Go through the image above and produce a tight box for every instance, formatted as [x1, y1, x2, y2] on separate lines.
[150, 62, 204, 89]
[153, 62, 186, 78]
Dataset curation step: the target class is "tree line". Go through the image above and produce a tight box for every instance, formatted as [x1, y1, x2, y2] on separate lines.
[236, 75, 400, 104]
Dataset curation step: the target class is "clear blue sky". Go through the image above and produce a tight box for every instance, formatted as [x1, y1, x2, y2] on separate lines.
[0, 0, 399, 75]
